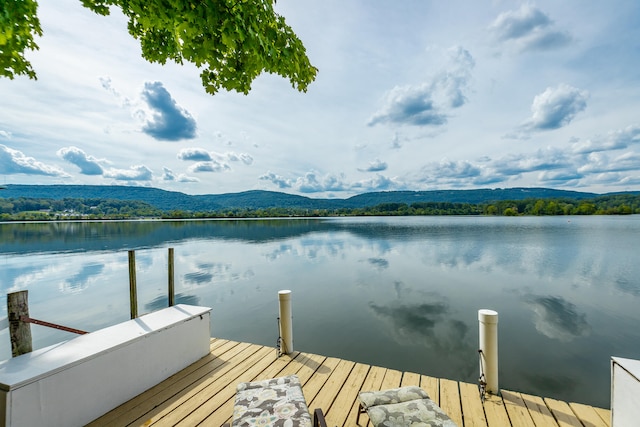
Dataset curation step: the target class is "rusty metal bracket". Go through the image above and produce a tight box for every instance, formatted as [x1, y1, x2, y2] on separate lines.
[20, 316, 88, 335]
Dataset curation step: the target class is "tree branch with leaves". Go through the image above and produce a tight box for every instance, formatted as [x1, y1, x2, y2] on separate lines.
[1, 0, 317, 94]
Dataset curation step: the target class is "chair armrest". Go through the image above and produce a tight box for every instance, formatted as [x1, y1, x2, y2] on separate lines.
[314, 408, 328, 427]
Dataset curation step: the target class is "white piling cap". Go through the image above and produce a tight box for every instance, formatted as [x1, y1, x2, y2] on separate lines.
[478, 309, 498, 324]
[278, 290, 292, 300]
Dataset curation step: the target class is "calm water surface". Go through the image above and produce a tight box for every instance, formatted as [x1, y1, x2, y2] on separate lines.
[1, 216, 639, 408]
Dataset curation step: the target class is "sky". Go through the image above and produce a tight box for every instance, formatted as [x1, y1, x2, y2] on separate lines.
[1, 0, 640, 198]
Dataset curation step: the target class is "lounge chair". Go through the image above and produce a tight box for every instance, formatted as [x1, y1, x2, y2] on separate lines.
[223, 374, 327, 426]
[357, 386, 458, 426]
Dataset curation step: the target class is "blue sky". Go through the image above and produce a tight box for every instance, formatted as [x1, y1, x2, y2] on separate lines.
[1, 0, 639, 197]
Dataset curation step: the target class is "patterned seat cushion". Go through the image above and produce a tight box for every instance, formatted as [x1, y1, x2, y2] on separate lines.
[359, 386, 458, 427]
[232, 375, 312, 427]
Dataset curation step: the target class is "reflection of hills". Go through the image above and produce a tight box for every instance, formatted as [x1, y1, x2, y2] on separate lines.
[0, 219, 338, 255]
[0, 218, 467, 255]
[0, 216, 580, 257]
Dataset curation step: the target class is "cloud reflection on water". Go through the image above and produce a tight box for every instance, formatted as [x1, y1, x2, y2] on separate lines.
[524, 294, 591, 342]
[367, 257, 389, 270]
[60, 262, 104, 293]
[367, 298, 475, 377]
[144, 293, 201, 311]
[368, 301, 471, 351]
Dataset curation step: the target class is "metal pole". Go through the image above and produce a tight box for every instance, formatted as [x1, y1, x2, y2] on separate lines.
[278, 290, 293, 354]
[479, 309, 499, 394]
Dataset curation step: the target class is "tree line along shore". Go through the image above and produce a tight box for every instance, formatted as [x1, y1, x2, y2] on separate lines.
[1, 194, 639, 221]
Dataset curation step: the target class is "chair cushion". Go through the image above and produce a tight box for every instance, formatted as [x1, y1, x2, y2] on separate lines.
[232, 375, 312, 426]
[359, 386, 429, 409]
[359, 387, 458, 427]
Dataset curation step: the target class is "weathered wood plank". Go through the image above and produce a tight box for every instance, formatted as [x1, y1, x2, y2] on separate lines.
[401, 371, 422, 387]
[138, 344, 272, 426]
[303, 356, 343, 404]
[544, 397, 583, 427]
[569, 402, 609, 427]
[325, 362, 369, 427]
[500, 390, 537, 427]
[170, 345, 277, 426]
[380, 368, 403, 389]
[459, 381, 487, 427]
[520, 392, 559, 427]
[309, 359, 355, 418]
[593, 407, 611, 427]
[346, 365, 387, 427]
[421, 375, 440, 405]
[440, 378, 463, 427]
[294, 352, 330, 385]
[483, 394, 511, 427]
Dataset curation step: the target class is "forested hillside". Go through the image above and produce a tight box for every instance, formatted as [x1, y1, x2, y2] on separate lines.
[0, 184, 610, 211]
[1, 184, 639, 220]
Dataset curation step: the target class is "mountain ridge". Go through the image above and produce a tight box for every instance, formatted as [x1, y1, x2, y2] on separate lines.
[1, 184, 637, 211]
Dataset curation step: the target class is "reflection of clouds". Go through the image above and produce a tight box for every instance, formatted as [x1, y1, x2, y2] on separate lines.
[179, 257, 254, 288]
[370, 301, 447, 331]
[615, 277, 640, 296]
[264, 244, 295, 261]
[183, 262, 232, 286]
[368, 300, 470, 352]
[59, 262, 104, 293]
[144, 293, 201, 311]
[184, 271, 214, 285]
[524, 295, 591, 342]
[393, 281, 403, 298]
[7, 264, 66, 293]
[263, 240, 346, 261]
[367, 257, 389, 270]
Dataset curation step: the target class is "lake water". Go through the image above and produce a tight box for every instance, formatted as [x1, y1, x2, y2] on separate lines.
[1, 216, 639, 408]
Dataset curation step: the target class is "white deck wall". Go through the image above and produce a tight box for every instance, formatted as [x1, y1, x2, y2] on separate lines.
[611, 356, 640, 427]
[0, 304, 212, 427]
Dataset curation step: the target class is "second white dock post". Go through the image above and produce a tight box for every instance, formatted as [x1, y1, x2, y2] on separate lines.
[278, 290, 293, 355]
[479, 309, 499, 394]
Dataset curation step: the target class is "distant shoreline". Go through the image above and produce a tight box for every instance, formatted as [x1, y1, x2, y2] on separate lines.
[1, 185, 639, 220]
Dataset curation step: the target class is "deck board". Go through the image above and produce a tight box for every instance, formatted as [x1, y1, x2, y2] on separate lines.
[521, 392, 561, 427]
[546, 397, 588, 427]
[89, 339, 611, 427]
[421, 374, 440, 405]
[483, 394, 511, 427]
[440, 378, 464, 427]
[459, 381, 488, 427]
[325, 362, 369, 427]
[501, 390, 537, 427]
[347, 365, 386, 426]
[569, 402, 609, 427]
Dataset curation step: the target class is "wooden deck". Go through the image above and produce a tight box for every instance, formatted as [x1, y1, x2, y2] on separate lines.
[87, 338, 611, 427]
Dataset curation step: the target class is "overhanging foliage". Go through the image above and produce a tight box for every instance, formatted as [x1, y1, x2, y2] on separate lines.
[1, 0, 317, 94]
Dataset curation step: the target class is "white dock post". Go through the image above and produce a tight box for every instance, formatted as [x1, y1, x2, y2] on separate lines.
[479, 309, 499, 394]
[278, 290, 293, 355]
